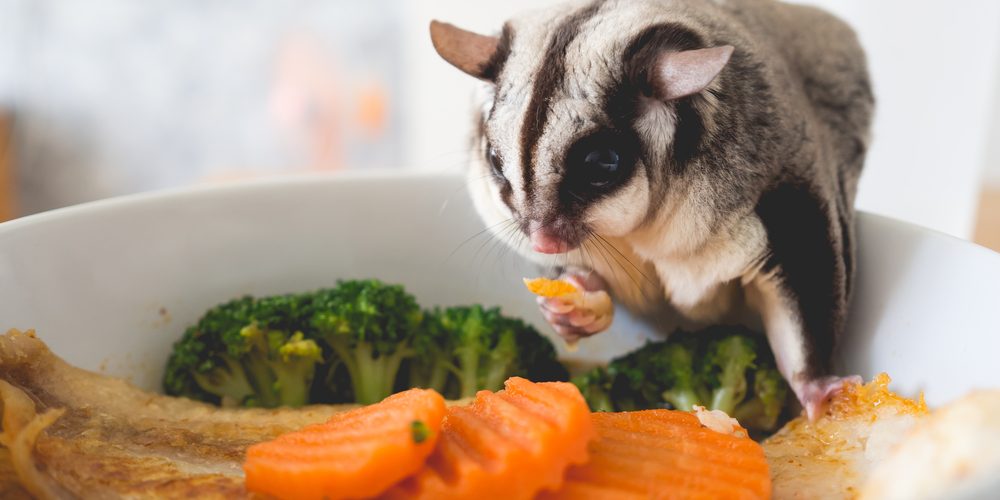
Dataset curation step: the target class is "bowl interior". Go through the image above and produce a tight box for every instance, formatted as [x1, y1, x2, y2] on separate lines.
[1, 172, 998, 406]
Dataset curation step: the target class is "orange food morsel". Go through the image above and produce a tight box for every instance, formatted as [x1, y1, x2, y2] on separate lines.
[539, 410, 772, 500]
[382, 377, 594, 500]
[523, 277, 580, 298]
[243, 388, 447, 500]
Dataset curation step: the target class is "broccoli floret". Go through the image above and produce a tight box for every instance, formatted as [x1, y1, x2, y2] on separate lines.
[735, 367, 789, 431]
[420, 305, 567, 399]
[165, 334, 258, 408]
[658, 341, 703, 412]
[311, 280, 423, 405]
[237, 324, 323, 407]
[701, 334, 758, 414]
[162, 294, 323, 408]
[408, 310, 456, 395]
[165, 280, 573, 409]
[191, 356, 254, 407]
[570, 326, 790, 434]
[607, 339, 704, 411]
[572, 366, 615, 412]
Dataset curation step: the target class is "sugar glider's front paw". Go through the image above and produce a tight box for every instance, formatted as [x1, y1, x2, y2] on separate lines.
[525, 271, 614, 345]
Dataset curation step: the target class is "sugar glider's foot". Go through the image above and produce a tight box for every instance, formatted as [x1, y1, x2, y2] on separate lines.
[537, 272, 613, 344]
[797, 375, 864, 421]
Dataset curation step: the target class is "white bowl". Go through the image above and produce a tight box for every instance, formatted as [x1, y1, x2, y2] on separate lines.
[1, 171, 999, 406]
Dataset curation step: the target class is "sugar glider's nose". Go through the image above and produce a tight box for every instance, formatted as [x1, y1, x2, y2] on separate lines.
[528, 221, 572, 254]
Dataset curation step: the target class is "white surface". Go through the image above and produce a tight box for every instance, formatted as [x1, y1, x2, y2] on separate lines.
[403, 0, 1000, 238]
[1, 172, 999, 407]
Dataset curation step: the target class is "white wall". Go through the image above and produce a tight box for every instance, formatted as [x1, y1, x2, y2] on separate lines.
[403, 1, 1000, 238]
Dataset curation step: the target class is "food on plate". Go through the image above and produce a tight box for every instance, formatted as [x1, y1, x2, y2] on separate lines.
[539, 409, 771, 500]
[572, 326, 790, 433]
[27, 324, 1000, 500]
[164, 279, 567, 407]
[2, 330, 769, 499]
[860, 389, 1000, 500]
[383, 377, 593, 499]
[763, 373, 929, 499]
[244, 388, 447, 500]
[0, 328, 354, 497]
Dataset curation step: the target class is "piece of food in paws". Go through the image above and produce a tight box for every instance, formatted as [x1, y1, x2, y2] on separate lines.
[523, 277, 582, 299]
[538, 409, 771, 500]
[383, 377, 594, 500]
[523, 277, 614, 350]
[860, 389, 1000, 500]
[763, 373, 929, 500]
[523, 278, 612, 317]
[243, 388, 447, 500]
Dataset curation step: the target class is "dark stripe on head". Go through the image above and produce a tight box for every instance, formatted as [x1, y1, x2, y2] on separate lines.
[520, 1, 604, 203]
[479, 24, 514, 82]
[756, 181, 847, 378]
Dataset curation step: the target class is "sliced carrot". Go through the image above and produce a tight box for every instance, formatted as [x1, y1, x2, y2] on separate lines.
[382, 377, 593, 500]
[243, 388, 447, 500]
[539, 410, 771, 500]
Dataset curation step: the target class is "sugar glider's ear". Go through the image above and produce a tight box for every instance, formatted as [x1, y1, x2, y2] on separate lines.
[650, 45, 734, 100]
[430, 20, 503, 82]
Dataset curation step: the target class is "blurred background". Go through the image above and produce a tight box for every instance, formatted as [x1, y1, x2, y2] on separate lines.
[1, 0, 999, 250]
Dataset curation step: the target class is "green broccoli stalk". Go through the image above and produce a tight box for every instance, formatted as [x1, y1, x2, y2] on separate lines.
[425, 306, 567, 399]
[190, 356, 254, 407]
[658, 342, 702, 412]
[233, 323, 323, 408]
[444, 306, 515, 398]
[572, 366, 615, 412]
[311, 280, 423, 405]
[408, 310, 455, 395]
[702, 334, 758, 414]
[734, 367, 789, 431]
[273, 332, 324, 406]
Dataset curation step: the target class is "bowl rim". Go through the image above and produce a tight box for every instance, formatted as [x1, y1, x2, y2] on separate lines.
[2, 169, 997, 259]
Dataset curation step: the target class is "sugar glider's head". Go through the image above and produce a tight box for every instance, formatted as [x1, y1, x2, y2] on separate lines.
[431, 0, 733, 255]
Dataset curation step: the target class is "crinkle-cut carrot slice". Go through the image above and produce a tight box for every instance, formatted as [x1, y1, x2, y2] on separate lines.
[382, 377, 593, 500]
[539, 409, 771, 500]
[243, 388, 446, 500]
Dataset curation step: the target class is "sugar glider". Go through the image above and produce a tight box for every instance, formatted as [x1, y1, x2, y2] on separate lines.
[430, 0, 873, 419]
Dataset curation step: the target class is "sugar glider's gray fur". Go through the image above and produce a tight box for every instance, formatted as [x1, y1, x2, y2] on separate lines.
[431, 0, 873, 416]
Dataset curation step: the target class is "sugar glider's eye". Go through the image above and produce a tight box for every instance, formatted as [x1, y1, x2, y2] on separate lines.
[582, 148, 621, 187]
[564, 131, 636, 196]
[486, 143, 505, 180]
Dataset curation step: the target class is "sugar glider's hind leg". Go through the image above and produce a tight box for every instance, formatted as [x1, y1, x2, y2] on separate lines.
[748, 275, 859, 420]
[749, 181, 860, 421]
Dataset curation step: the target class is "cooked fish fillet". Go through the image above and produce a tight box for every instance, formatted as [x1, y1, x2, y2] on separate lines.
[860, 390, 1000, 500]
[763, 374, 929, 499]
[0, 329, 354, 499]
